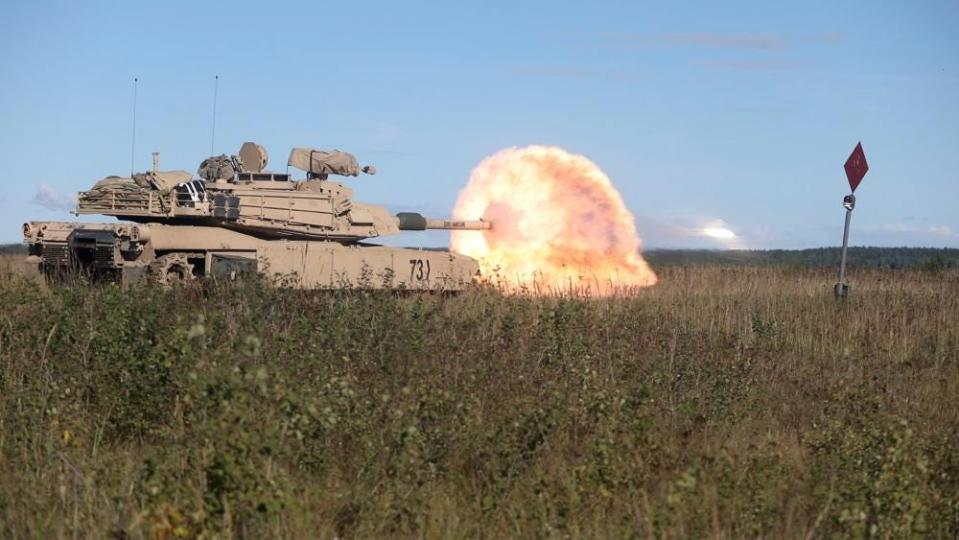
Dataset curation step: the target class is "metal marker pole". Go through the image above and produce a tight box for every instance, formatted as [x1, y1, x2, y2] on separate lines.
[834, 194, 855, 298]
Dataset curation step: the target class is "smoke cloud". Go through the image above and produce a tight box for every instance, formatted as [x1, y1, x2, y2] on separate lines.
[31, 184, 75, 212]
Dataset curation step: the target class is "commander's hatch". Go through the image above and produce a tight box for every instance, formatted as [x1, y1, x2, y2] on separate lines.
[235, 141, 291, 184]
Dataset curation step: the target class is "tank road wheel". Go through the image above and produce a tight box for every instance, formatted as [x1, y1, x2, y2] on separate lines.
[151, 253, 196, 285]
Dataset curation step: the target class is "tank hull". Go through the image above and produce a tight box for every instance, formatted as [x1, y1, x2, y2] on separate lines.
[23, 221, 480, 291]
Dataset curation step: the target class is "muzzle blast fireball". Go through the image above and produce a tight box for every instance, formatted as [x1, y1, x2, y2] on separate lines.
[451, 145, 657, 295]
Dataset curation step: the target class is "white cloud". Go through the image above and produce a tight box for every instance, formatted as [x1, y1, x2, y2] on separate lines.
[697, 219, 744, 248]
[636, 216, 747, 249]
[613, 32, 842, 51]
[511, 65, 644, 81]
[697, 59, 806, 70]
[31, 184, 75, 212]
[636, 217, 959, 250]
[699, 220, 737, 240]
[856, 222, 959, 246]
[868, 222, 957, 237]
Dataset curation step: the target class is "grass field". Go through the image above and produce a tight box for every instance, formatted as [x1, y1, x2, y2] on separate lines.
[1, 253, 957, 538]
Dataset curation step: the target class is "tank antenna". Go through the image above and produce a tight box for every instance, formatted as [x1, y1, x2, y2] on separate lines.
[130, 77, 138, 175]
[210, 75, 219, 155]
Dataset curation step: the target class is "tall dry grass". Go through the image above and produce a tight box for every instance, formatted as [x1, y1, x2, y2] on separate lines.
[0, 260, 956, 538]
[0, 253, 34, 278]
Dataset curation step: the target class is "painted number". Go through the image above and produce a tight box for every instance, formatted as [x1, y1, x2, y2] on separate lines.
[409, 259, 431, 281]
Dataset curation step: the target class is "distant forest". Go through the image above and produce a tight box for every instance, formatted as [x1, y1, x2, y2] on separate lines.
[644, 247, 959, 270]
[3, 243, 958, 270]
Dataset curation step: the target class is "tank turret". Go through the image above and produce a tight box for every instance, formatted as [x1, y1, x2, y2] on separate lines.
[26, 143, 490, 290]
[72, 144, 488, 243]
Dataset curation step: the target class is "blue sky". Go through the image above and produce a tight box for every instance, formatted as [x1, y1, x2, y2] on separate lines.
[1, 0, 956, 248]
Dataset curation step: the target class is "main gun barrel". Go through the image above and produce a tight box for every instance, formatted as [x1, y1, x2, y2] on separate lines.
[424, 218, 491, 230]
[395, 212, 491, 231]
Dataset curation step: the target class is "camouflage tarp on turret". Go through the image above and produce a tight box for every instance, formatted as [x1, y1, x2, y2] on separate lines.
[81, 177, 146, 208]
[87, 170, 190, 195]
[135, 170, 192, 192]
[198, 155, 241, 182]
[287, 148, 360, 177]
[79, 170, 191, 213]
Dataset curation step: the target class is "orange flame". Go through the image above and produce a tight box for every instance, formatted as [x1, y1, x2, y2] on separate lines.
[451, 145, 657, 295]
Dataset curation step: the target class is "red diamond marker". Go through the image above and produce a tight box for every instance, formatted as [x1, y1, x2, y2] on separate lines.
[844, 142, 868, 192]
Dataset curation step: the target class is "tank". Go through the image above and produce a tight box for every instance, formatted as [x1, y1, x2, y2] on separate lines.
[22, 142, 491, 291]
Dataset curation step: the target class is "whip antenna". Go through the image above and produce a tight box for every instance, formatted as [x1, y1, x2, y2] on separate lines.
[210, 75, 219, 155]
[130, 77, 138, 175]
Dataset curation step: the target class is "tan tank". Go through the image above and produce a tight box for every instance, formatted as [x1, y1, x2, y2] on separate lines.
[22, 143, 491, 291]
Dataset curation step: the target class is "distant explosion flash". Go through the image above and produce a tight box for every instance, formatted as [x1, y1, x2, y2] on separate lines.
[451, 145, 657, 295]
